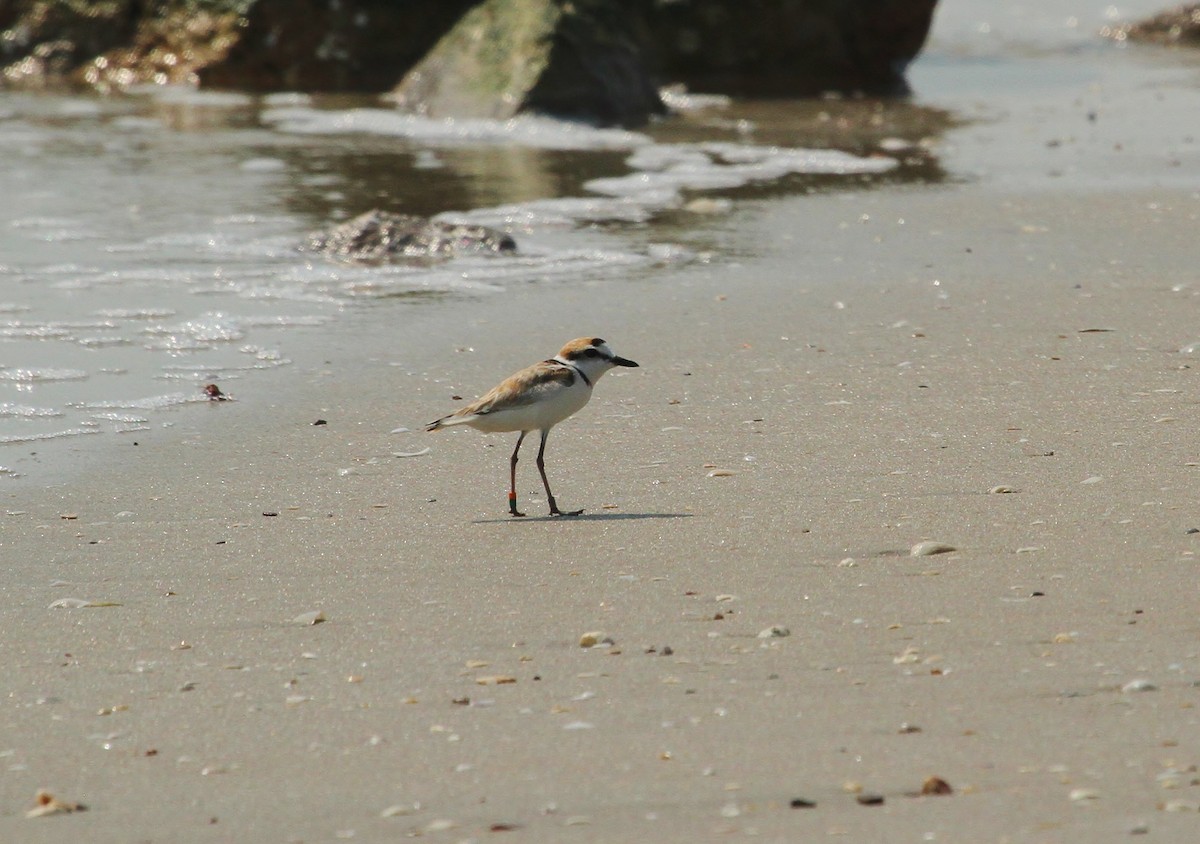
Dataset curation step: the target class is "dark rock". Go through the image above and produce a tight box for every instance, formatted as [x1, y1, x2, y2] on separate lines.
[1110, 5, 1200, 45]
[0, 1, 241, 91]
[199, 0, 476, 92]
[0, 0, 138, 88]
[391, 0, 665, 127]
[643, 0, 938, 97]
[3, 1, 941, 120]
[303, 210, 517, 263]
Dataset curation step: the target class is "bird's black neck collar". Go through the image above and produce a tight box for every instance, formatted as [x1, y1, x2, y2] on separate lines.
[551, 357, 591, 387]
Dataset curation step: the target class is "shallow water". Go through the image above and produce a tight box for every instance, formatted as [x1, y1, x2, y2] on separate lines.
[0, 0, 1195, 481]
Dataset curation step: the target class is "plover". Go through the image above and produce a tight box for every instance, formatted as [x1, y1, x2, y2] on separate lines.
[426, 337, 639, 517]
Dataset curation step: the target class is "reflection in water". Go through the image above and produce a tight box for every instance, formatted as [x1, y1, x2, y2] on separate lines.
[270, 93, 953, 225]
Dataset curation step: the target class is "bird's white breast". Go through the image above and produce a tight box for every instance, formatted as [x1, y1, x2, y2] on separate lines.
[467, 376, 591, 433]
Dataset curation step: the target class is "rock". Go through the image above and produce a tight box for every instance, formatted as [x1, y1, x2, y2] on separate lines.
[643, 0, 939, 97]
[303, 210, 516, 263]
[0, 0, 242, 91]
[391, 0, 665, 126]
[4, 1, 940, 118]
[200, 0, 476, 91]
[1110, 5, 1200, 46]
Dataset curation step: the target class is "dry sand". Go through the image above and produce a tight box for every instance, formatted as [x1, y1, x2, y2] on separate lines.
[3, 183, 1200, 842]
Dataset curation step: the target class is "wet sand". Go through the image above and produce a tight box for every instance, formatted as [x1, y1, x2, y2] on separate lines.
[3, 181, 1200, 841]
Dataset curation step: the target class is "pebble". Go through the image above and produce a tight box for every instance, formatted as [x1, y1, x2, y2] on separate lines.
[1121, 678, 1158, 693]
[757, 626, 791, 639]
[910, 541, 956, 557]
[921, 776, 953, 795]
[1069, 788, 1100, 802]
[707, 470, 735, 478]
[856, 793, 885, 806]
[579, 632, 614, 648]
[988, 485, 1018, 494]
[789, 798, 817, 809]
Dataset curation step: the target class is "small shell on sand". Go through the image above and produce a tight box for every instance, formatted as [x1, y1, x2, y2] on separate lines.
[1121, 678, 1158, 693]
[48, 598, 121, 609]
[757, 626, 791, 639]
[988, 485, 1018, 494]
[475, 675, 517, 685]
[393, 447, 431, 458]
[26, 790, 86, 818]
[579, 632, 614, 648]
[1069, 788, 1100, 802]
[910, 541, 956, 557]
[292, 610, 326, 625]
[1161, 800, 1200, 812]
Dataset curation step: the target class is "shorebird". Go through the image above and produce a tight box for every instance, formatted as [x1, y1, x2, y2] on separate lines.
[425, 337, 639, 517]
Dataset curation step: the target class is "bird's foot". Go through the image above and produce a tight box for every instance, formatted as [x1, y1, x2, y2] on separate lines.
[509, 493, 525, 518]
[549, 506, 584, 517]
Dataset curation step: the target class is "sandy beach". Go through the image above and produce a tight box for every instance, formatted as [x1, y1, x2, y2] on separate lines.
[4, 178, 1200, 841]
[5, 0, 1200, 839]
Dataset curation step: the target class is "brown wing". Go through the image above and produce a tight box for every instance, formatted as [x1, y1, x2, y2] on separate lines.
[453, 360, 577, 419]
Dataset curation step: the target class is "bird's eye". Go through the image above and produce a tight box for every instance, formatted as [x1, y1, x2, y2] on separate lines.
[585, 348, 600, 357]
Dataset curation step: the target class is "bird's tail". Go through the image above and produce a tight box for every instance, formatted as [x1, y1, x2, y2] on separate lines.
[425, 413, 475, 432]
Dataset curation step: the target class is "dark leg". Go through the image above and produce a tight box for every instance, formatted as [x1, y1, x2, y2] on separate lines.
[537, 429, 583, 517]
[509, 432, 527, 517]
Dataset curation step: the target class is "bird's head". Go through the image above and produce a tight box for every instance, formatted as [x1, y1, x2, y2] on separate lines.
[555, 337, 639, 381]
